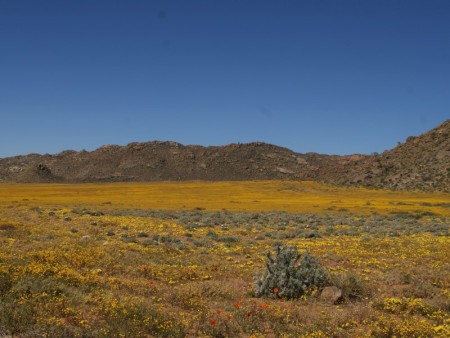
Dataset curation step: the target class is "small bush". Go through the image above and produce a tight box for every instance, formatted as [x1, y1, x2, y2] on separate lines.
[254, 245, 328, 299]
[217, 236, 240, 243]
[206, 230, 219, 240]
[137, 231, 149, 238]
[0, 272, 13, 296]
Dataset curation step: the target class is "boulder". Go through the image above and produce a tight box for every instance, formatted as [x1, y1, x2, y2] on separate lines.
[320, 286, 342, 304]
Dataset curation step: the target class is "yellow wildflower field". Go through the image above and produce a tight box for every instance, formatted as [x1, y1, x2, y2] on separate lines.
[1, 180, 449, 215]
[0, 181, 449, 337]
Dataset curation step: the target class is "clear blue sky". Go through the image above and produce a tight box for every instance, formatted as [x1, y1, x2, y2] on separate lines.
[1, 0, 449, 158]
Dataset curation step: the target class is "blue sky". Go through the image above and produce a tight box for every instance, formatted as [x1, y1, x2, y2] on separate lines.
[0, 0, 449, 158]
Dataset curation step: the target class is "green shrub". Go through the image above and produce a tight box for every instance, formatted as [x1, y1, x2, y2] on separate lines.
[0, 271, 13, 296]
[0, 301, 37, 335]
[206, 230, 219, 240]
[217, 236, 240, 243]
[137, 231, 149, 238]
[254, 245, 328, 299]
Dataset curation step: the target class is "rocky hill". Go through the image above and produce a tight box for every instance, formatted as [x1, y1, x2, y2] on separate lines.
[0, 120, 449, 191]
[333, 119, 450, 191]
[0, 142, 359, 183]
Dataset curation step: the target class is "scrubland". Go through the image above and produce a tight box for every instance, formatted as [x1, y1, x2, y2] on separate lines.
[0, 181, 449, 337]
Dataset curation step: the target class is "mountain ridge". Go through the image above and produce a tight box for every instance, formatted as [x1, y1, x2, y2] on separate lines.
[1, 120, 449, 191]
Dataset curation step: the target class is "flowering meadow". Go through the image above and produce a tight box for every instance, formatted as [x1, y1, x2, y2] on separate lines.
[0, 181, 449, 337]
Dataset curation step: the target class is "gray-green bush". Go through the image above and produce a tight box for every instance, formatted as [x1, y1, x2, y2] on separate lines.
[254, 245, 328, 299]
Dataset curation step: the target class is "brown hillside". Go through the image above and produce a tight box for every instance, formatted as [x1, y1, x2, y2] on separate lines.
[0, 120, 448, 191]
[331, 119, 450, 191]
[0, 142, 356, 183]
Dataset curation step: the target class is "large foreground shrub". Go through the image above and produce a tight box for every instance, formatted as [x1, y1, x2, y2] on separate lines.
[254, 245, 328, 299]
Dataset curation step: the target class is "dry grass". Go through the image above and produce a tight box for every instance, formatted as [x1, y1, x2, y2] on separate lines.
[0, 181, 449, 336]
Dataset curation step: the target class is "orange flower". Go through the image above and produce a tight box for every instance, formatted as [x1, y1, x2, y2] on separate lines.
[258, 303, 270, 310]
[273, 287, 279, 294]
[210, 319, 217, 327]
[149, 281, 155, 286]
[216, 310, 223, 316]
